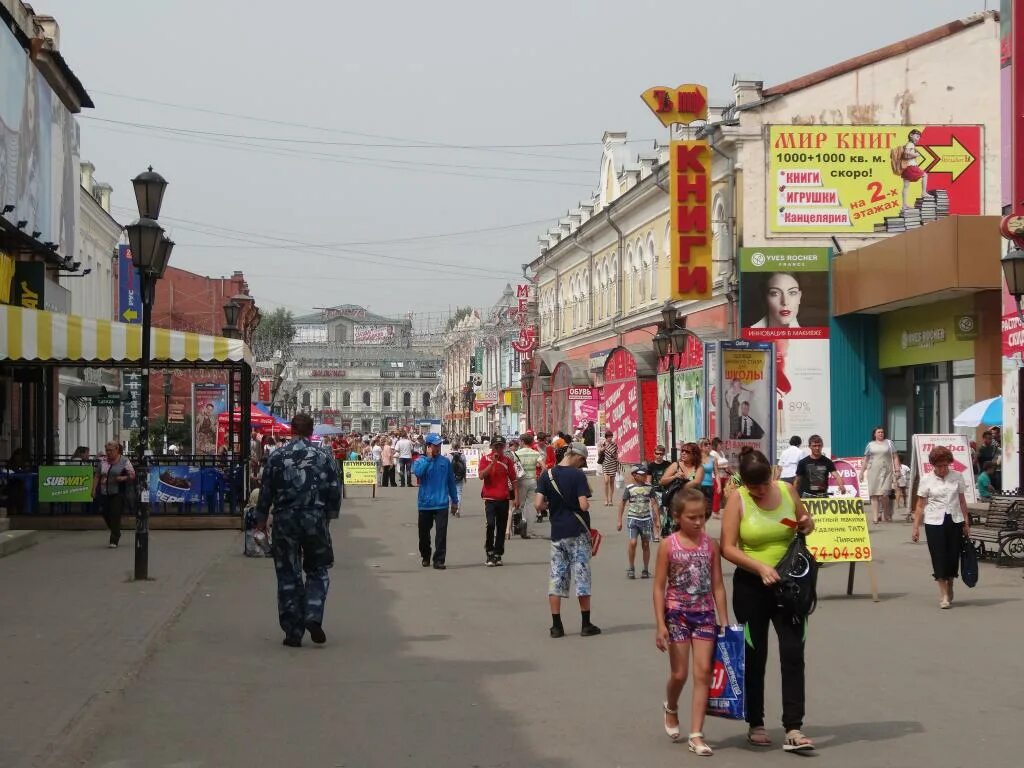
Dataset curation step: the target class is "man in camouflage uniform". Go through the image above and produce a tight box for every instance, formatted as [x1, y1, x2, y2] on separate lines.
[256, 413, 342, 647]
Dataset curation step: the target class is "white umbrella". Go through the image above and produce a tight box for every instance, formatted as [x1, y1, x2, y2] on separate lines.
[953, 396, 1002, 428]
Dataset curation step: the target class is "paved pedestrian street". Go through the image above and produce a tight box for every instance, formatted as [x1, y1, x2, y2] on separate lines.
[2, 482, 1019, 768]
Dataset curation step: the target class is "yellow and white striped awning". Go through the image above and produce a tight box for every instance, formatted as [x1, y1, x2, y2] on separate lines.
[0, 305, 254, 367]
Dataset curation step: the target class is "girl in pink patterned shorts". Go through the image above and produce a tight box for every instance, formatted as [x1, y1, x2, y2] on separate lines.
[653, 488, 729, 757]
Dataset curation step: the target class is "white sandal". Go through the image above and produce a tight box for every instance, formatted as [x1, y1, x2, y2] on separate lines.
[688, 732, 713, 756]
[662, 702, 680, 741]
[783, 729, 815, 752]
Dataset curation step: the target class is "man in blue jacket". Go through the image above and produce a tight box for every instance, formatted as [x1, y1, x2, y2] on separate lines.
[413, 433, 460, 570]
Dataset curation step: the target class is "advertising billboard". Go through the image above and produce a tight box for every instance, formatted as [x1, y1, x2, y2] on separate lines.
[768, 125, 982, 233]
[739, 247, 832, 456]
[718, 341, 775, 466]
[192, 383, 227, 456]
[353, 325, 395, 344]
[0, 25, 80, 258]
[117, 244, 141, 324]
[38, 465, 94, 503]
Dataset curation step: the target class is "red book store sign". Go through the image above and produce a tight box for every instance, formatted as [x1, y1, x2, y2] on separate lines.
[670, 140, 712, 301]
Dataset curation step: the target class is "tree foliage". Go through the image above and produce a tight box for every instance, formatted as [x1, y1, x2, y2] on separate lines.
[445, 306, 475, 332]
[252, 307, 296, 360]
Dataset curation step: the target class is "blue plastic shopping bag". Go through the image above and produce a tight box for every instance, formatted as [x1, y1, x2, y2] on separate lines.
[707, 624, 745, 720]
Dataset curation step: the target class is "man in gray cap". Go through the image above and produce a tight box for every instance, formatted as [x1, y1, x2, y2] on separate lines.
[535, 442, 601, 638]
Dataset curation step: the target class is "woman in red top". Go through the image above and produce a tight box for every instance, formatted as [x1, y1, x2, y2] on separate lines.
[479, 436, 520, 566]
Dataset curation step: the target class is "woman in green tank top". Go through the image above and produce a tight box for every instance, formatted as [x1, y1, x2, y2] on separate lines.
[720, 447, 816, 753]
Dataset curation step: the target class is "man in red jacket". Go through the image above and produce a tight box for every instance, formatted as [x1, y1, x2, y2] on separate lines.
[479, 436, 520, 566]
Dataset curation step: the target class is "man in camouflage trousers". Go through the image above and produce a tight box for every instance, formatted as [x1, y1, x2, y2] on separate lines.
[256, 413, 342, 647]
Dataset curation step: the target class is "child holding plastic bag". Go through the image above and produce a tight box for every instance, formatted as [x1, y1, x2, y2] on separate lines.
[653, 488, 729, 756]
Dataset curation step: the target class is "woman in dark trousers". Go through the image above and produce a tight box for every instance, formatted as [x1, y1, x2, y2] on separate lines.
[95, 441, 135, 548]
[720, 447, 816, 753]
[912, 445, 970, 609]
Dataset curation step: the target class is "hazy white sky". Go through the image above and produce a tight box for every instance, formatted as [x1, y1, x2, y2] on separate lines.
[40, 0, 990, 321]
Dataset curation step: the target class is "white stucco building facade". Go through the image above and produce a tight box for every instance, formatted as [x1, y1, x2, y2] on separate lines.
[56, 162, 122, 455]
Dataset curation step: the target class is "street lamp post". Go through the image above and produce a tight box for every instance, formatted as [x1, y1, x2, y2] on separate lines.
[162, 371, 173, 454]
[652, 306, 694, 464]
[124, 166, 171, 581]
[1001, 247, 1024, 486]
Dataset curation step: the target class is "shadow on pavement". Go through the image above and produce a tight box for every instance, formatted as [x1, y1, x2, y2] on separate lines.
[712, 719, 924, 752]
[80, 509, 572, 768]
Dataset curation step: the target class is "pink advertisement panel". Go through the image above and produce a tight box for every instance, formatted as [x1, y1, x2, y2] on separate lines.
[603, 381, 641, 464]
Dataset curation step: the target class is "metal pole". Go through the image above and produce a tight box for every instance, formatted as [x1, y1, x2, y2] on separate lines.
[162, 383, 170, 455]
[135, 275, 152, 581]
[669, 354, 678, 464]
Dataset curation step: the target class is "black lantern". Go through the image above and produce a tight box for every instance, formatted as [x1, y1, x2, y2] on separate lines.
[652, 327, 670, 358]
[125, 218, 164, 274]
[154, 235, 174, 278]
[162, 371, 173, 398]
[132, 166, 168, 221]
[1002, 246, 1024, 320]
[223, 299, 240, 329]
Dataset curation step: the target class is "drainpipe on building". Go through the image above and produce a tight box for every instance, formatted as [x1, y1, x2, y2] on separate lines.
[709, 134, 739, 339]
[605, 205, 625, 347]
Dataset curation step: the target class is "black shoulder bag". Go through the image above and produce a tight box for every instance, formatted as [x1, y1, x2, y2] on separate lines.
[773, 532, 818, 621]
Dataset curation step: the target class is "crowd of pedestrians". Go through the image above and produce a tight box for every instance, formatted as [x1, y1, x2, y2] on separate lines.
[248, 416, 994, 757]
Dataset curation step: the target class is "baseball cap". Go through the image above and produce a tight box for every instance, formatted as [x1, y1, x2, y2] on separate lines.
[490, 435, 507, 447]
[425, 433, 442, 446]
[568, 442, 588, 457]
[631, 464, 649, 475]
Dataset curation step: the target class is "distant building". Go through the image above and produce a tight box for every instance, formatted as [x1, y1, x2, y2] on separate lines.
[284, 305, 441, 433]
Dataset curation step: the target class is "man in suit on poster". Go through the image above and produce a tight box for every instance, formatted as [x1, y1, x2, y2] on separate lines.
[733, 401, 765, 440]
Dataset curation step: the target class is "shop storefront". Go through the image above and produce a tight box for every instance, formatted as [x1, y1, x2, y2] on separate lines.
[833, 215, 1003, 457]
[601, 345, 658, 465]
[550, 361, 599, 439]
[878, 297, 984, 453]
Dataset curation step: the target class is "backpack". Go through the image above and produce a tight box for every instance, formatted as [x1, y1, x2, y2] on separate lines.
[889, 145, 904, 176]
[451, 452, 467, 481]
[773, 533, 818, 621]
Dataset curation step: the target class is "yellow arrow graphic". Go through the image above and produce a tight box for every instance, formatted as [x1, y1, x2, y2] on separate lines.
[917, 136, 976, 181]
[122, 309, 138, 321]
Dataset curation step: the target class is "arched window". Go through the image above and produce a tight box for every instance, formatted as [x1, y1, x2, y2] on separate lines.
[403, 391, 412, 407]
[712, 193, 729, 284]
[609, 256, 619, 316]
[624, 245, 634, 309]
[301, 391, 311, 408]
[637, 238, 647, 303]
[648, 234, 657, 300]
[322, 391, 331, 407]
[362, 390, 371, 406]
[382, 391, 392, 408]
[342, 391, 351, 407]
[422, 391, 431, 409]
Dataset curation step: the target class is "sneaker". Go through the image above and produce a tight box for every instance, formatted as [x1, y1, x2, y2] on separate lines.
[305, 620, 327, 645]
[626, 568, 636, 579]
[581, 623, 602, 637]
[485, 556, 496, 567]
[432, 563, 447, 570]
[282, 637, 302, 648]
[494, 556, 503, 567]
[421, 558, 430, 567]
[108, 543, 118, 549]
[641, 570, 651, 579]
[550, 625, 565, 638]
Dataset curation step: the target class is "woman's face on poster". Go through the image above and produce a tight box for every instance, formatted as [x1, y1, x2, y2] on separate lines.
[765, 273, 801, 327]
